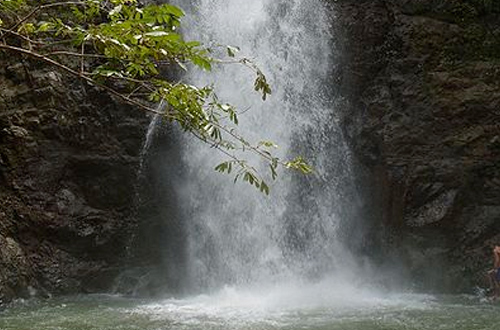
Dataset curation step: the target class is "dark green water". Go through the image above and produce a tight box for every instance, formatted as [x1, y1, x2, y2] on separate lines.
[1, 290, 499, 330]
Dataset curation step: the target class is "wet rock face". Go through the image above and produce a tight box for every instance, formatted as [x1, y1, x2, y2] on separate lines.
[333, 0, 500, 292]
[0, 54, 149, 304]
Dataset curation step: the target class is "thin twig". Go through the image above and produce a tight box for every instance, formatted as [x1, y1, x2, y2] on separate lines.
[10, 2, 93, 32]
[44, 50, 107, 58]
[190, 130, 262, 180]
[0, 43, 162, 116]
[80, 42, 85, 73]
[40, 40, 80, 48]
[127, 83, 145, 98]
[0, 28, 44, 45]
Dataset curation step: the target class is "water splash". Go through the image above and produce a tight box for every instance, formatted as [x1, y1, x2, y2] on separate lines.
[131, 283, 436, 328]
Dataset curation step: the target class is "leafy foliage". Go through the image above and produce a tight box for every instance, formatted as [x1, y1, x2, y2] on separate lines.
[0, 0, 312, 194]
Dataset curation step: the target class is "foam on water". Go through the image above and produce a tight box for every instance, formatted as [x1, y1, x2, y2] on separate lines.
[4, 293, 500, 330]
[130, 281, 436, 328]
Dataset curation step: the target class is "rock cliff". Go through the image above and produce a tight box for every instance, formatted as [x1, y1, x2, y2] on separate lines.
[334, 0, 500, 292]
[0, 54, 149, 304]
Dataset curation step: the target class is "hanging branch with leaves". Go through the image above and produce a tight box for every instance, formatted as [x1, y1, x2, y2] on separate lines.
[0, 0, 312, 194]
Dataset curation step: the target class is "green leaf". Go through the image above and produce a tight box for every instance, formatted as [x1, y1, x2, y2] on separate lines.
[215, 162, 227, 172]
[226, 45, 240, 57]
[258, 141, 277, 148]
[191, 55, 212, 71]
[285, 157, 313, 174]
[186, 41, 202, 47]
[144, 31, 169, 37]
[260, 181, 270, 195]
[18, 22, 35, 35]
[270, 164, 278, 180]
[37, 22, 54, 33]
[109, 4, 123, 18]
[163, 4, 184, 18]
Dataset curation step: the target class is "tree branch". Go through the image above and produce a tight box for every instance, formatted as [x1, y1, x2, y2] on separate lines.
[44, 50, 107, 58]
[10, 1, 92, 32]
[0, 43, 162, 116]
[0, 28, 44, 45]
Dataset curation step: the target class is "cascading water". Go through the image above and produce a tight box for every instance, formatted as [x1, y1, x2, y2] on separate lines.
[168, 0, 362, 295]
[6, 2, 500, 330]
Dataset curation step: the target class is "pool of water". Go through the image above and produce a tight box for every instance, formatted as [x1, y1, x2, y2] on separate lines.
[1, 287, 499, 330]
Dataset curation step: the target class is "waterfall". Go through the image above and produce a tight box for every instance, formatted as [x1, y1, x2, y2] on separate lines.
[167, 0, 360, 294]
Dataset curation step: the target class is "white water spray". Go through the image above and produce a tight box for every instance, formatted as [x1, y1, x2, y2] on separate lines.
[167, 0, 362, 297]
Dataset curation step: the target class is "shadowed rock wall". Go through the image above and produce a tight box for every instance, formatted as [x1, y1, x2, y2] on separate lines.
[333, 0, 500, 292]
[0, 54, 149, 304]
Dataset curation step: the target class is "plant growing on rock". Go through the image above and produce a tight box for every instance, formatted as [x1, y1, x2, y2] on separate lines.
[0, 0, 312, 194]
